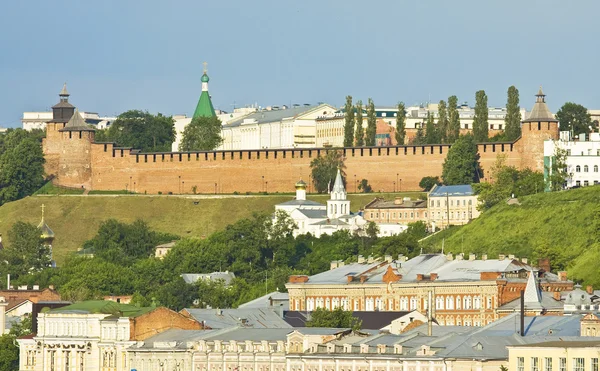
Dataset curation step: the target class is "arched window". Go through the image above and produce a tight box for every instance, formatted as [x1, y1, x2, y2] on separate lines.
[446, 296, 454, 310]
[576, 165, 581, 172]
[595, 165, 599, 172]
[456, 296, 461, 310]
[584, 165, 589, 172]
[400, 297, 408, 311]
[410, 297, 418, 310]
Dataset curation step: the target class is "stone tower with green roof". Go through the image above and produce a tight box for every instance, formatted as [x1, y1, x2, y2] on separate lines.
[193, 62, 216, 118]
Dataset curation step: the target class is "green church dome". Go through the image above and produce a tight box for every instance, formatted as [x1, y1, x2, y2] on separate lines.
[201, 73, 210, 83]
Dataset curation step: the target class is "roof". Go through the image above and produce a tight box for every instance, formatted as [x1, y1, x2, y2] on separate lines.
[238, 291, 289, 310]
[292, 254, 539, 285]
[295, 209, 327, 219]
[364, 198, 427, 210]
[523, 87, 558, 123]
[524, 270, 542, 305]
[277, 199, 325, 207]
[509, 340, 600, 348]
[59, 109, 95, 132]
[497, 291, 564, 312]
[182, 308, 292, 329]
[181, 272, 235, 285]
[331, 169, 345, 194]
[224, 104, 330, 128]
[283, 311, 415, 330]
[193, 90, 216, 118]
[155, 241, 176, 249]
[429, 184, 474, 197]
[59, 83, 69, 96]
[310, 218, 349, 226]
[49, 300, 155, 318]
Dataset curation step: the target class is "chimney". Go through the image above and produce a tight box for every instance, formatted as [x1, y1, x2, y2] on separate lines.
[587, 286, 594, 295]
[385, 255, 393, 263]
[330, 261, 339, 270]
[49, 285, 55, 290]
[469, 253, 476, 261]
[558, 271, 567, 281]
[538, 258, 551, 273]
[430, 273, 438, 281]
[367, 255, 375, 263]
[216, 308, 223, 315]
[446, 253, 453, 261]
[0, 297, 7, 335]
[553, 291, 562, 301]
[521, 258, 528, 264]
[508, 254, 515, 260]
[394, 197, 403, 205]
[456, 253, 464, 261]
[499, 254, 505, 261]
[481, 254, 487, 261]
[416, 274, 424, 282]
[358, 255, 365, 264]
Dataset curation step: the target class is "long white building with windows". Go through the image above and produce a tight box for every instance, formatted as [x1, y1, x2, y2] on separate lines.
[544, 132, 600, 188]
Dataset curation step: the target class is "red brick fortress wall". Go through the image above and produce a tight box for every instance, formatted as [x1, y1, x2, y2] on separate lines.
[45, 122, 557, 194]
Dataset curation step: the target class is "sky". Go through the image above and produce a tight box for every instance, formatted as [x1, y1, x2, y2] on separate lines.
[1, 0, 598, 127]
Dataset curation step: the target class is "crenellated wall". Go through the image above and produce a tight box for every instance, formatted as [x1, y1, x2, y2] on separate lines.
[45, 120, 558, 194]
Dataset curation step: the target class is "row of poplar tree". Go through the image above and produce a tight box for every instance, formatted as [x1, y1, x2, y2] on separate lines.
[343, 86, 522, 146]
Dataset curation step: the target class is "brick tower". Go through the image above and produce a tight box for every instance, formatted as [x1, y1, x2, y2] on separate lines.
[56, 109, 95, 189]
[519, 87, 559, 171]
[43, 84, 76, 177]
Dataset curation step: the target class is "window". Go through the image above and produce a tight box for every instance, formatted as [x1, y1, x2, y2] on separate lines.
[468, 200, 472, 205]
[473, 296, 481, 309]
[463, 296, 471, 309]
[576, 165, 581, 172]
[487, 297, 492, 309]
[430, 200, 434, 207]
[593, 358, 599, 371]
[585, 180, 589, 186]
[446, 296, 454, 310]
[517, 357, 524, 371]
[595, 165, 599, 172]
[574, 358, 584, 371]
[354, 299, 360, 311]
[584, 165, 589, 172]
[456, 296, 461, 309]
[437, 200, 440, 207]
[400, 297, 408, 310]
[544, 358, 552, 371]
[576, 180, 581, 186]
[410, 297, 417, 310]
[366, 298, 374, 311]
[436, 296, 444, 310]
[559, 358, 566, 371]
[531, 357, 539, 371]
[567, 149, 572, 156]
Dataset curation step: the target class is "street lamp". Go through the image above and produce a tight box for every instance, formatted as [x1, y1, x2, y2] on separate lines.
[214, 182, 217, 195]
[393, 181, 396, 193]
[396, 173, 399, 192]
[308, 174, 312, 193]
[262, 175, 265, 193]
[399, 178, 402, 192]
[182, 181, 185, 194]
[265, 181, 268, 193]
[133, 182, 136, 193]
[178, 175, 181, 194]
[354, 174, 357, 193]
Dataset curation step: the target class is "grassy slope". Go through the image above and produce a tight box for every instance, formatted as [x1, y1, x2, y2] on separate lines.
[0, 192, 421, 264]
[422, 186, 600, 285]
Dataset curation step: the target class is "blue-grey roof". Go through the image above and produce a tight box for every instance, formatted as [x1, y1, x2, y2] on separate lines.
[224, 105, 329, 128]
[429, 184, 474, 197]
[238, 291, 289, 310]
[278, 199, 325, 207]
[310, 219, 349, 226]
[183, 308, 292, 329]
[296, 209, 327, 219]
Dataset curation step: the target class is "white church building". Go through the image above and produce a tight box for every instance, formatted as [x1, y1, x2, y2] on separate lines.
[275, 170, 404, 238]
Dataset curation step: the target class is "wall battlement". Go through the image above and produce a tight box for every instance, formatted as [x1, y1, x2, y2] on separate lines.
[43, 119, 558, 195]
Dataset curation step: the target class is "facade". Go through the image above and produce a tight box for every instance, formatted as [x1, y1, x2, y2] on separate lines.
[427, 184, 480, 230]
[286, 253, 573, 326]
[544, 132, 600, 188]
[154, 241, 176, 259]
[363, 197, 428, 225]
[508, 340, 600, 371]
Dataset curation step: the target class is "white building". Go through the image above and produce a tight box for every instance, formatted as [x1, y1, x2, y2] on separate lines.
[274, 171, 404, 238]
[428, 184, 480, 230]
[544, 132, 600, 188]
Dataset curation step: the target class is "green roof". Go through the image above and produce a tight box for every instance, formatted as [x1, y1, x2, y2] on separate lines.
[51, 300, 155, 318]
[193, 91, 216, 118]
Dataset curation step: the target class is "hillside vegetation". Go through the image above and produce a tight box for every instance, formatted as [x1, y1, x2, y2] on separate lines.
[421, 186, 600, 286]
[0, 192, 420, 264]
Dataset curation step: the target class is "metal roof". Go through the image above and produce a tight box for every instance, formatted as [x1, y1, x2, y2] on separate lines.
[429, 184, 474, 197]
[183, 308, 292, 329]
[523, 87, 558, 123]
[277, 199, 325, 207]
[238, 291, 289, 310]
[223, 104, 331, 128]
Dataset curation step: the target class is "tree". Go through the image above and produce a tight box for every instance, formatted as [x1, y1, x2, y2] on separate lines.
[343, 96, 355, 147]
[179, 116, 223, 151]
[104, 110, 175, 152]
[413, 124, 425, 144]
[437, 100, 449, 143]
[546, 144, 569, 191]
[442, 134, 481, 185]
[310, 150, 346, 193]
[556, 102, 592, 136]
[355, 101, 364, 146]
[357, 179, 372, 193]
[0, 129, 45, 206]
[306, 307, 362, 331]
[472, 90, 489, 142]
[424, 112, 439, 144]
[395, 102, 407, 145]
[0, 222, 50, 281]
[504, 86, 521, 141]
[365, 221, 379, 239]
[447, 95, 461, 143]
[365, 98, 377, 146]
[419, 176, 441, 191]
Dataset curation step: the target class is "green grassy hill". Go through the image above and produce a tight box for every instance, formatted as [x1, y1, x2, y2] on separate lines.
[421, 186, 600, 286]
[0, 192, 421, 264]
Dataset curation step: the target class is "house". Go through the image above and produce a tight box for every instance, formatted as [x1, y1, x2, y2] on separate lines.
[427, 184, 480, 230]
[363, 197, 428, 225]
[238, 291, 290, 311]
[180, 308, 292, 329]
[154, 241, 176, 259]
[180, 271, 236, 286]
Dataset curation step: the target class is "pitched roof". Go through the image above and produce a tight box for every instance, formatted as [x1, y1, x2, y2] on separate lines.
[283, 310, 415, 330]
[277, 199, 325, 207]
[182, 308, 292, 329]
[59, 109, 95, 132]
[364, 198, 427, 210]
[193, 90, 216, 118]
[238, 291, 289, 310]
[50, 300, 154, 317]
[524, 270, 542, 305]
[224, 104, 333, 128]
[332, 169, 345, 194]
[523, 87, 558, 123]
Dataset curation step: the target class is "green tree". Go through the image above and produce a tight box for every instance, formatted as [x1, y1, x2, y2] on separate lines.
[307, 307, 362, 331]
[546, 144, 569, 191]
[473, 90, 489, 142]
[0, 129, 45, 206]
[504, 86, 521, 141]
[104, 110, 175, 151]
[355, 101, 364, 146]
[0, 222, 50, 281]
[424, 112, 439, 144]
[179, 116, 223, 151]
[447, 95, 461, 143]
[365, 98, 377, 146]
[442, 134, 481, 185]
[310, 150, 346, 193]
[358, 179, 373, 193]
[395, 102, 407, 145]
[419, 176, 441, 191]
[343, 96, 355, 147]
[556, 102, 592, 136]
[413, 124, 425, 144]
[437, 100, 449, 143]
[365, 221, 379, 239]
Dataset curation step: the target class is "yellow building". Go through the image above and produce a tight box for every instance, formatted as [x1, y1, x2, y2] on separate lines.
[508, 340, 600, 371]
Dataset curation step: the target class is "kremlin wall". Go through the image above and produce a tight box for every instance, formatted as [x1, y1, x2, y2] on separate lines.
[42, 89, 559, 195]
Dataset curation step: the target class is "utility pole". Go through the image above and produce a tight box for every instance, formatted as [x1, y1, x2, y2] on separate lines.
[446, 192, 450, 229]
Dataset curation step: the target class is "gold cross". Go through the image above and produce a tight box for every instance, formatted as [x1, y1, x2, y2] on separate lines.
[203, 61, 208, 74]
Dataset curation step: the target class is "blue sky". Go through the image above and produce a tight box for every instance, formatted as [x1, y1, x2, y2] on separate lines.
[1, 0, 598, 127]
